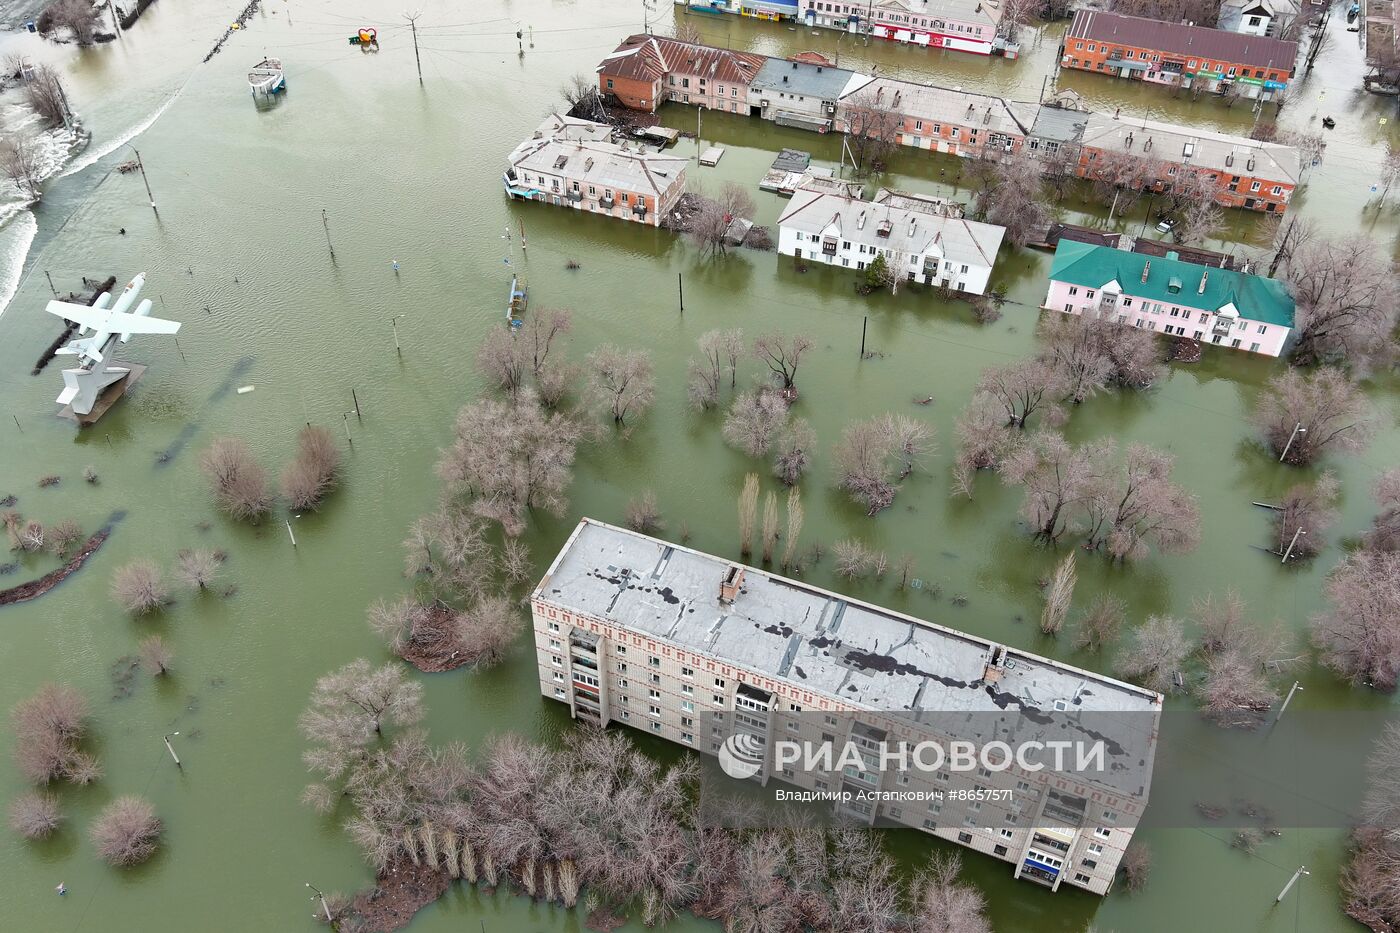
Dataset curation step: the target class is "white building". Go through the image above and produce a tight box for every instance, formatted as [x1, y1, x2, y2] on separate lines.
[503, 114, 689, 227]
[777, 185, 1005, 294]
[1218, 0, 1301, 36]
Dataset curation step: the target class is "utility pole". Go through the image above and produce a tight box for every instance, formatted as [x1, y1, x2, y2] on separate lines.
[321, 209, 335, 262]
[678, 272, 684, 312]
[1279, 422, 1306, 462]
[163, 732, 181, 769]
[1276, 680, 1303, 719]
[404, 11, 423, 84]
[108, 0, 121, 35]
[1281, 527, 1306, 563]
[286, 519, 297, 548]
[132, 149, 156, 211]
[1275, 866, 1308, 904]
[390, 314, 406, 353]
[306, 883, 333, 923]
[860, 316, 867, 358]
[44, 270, 58, 297]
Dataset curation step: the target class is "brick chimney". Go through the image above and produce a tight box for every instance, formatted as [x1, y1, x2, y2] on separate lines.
[1141, 260, 1151, 284]
[720, 565, 745, 604]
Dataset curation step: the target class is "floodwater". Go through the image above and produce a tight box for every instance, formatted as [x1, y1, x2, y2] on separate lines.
[0, 1, 1397, 931]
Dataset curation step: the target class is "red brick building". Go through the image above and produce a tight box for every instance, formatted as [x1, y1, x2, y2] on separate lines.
[1063, 11, 1296, 100]
[597, 35, 765, 114]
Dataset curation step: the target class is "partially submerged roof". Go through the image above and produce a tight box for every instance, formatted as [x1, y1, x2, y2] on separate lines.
[1048, 240, 1294, 326]
[751, 57, 863, 100]
[844, 77, 1028, 138]
[1078, 111, 1302, 185]
[507, 115, 688, 196]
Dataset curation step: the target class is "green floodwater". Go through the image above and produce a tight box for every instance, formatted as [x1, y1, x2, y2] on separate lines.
[0, 1, 1398, 931]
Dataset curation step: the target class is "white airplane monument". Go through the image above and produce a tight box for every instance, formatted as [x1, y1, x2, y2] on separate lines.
[45, 274, 180, 423]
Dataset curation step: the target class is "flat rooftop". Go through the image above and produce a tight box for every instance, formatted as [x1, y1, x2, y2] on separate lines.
[537, 520, 1160, 720]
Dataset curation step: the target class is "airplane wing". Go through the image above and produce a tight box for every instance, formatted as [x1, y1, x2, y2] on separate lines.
[44, 301, 180, 335]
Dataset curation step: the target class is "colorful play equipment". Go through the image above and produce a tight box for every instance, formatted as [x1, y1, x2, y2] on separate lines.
[350, 27, 379, 49]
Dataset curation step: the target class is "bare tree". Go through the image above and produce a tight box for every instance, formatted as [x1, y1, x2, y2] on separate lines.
[1085, 150, 1161, 217]
[1116, 616, 1189, 694]
[1081, 444, 1201, 562]
[841, 87, 903, 175]
[833, 539, 879, 580]
[723, 388, 789, 457]
[366, 596, 429, 655]
[38, 0, 99, 45]
[782, 487, 804, 571]
[999, 432, 1107, 543]
[976, 360, 1066, 429]
[402, 507, 497, 603]
[46, 519, 82, 560]
[773, 417, 815, 486]
[586, 345, 655, 425]
[175, 548, 221, 590]
[625, 491, 665, 534]
[91, 796, 162, 867]
[834, 413, 934, 515]
[11, 683, 101, 786]
[18, 520, 44, 552]
[1344, 726, 1400, 929]
[1073, 593, 1126, 652]
[687, 328, 744, 409]
[456, 596, 519, 668]
[1280, 236, 1400, 368]
[9, 791, 62, 840]
[1262, 214, 1315, 278]
[199, 437, 273, 521]
[562, 72, 606, 121]
[139, 634, 173, 676]
[111, 560, 168, 615]
[24, 64, 69, 130]
[738, 473, 759, 557]
[1118, 841, 1152, 893]
[753, 332, 813, 395]
[1254, 367, 1373, 465]
[974, 149, 1050, 248]
[299, 659, 425, 803]
[436, 388, 585, 537]
[675, 20, 703, 46]
[1365, 468, 1400, 553]
[1272, 471, 1339, 560]
[760, 492, 779, 564]
[476, 327, 526, 399]
[689, 183, 755, 257]
[0, 132, 43, 201]
[1312, 551, 1400, 691]
[951, 395, 1014, 499]
[1110, 0, 1218, 23]
[280, 425, 342, 510]
[1040, 552, 1076, 636]
[915, 852, 990, 933]
[501, 536, 533, 585]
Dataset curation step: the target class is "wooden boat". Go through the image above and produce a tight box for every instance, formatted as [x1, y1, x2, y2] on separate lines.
[248, 58, 285, 95]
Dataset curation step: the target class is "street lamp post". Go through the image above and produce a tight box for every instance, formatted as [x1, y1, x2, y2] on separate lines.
[307, 882, 333, 923]
[1281, 528, 1306, 563]
[1279, 422, 1306, 462]
[1275, 865, 1309, 904]
[163, 732, 181, 769]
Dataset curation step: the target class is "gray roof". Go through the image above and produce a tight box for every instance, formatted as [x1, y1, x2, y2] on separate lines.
[1079, 111, 1302, 184]
[507, 114, 688, 196]
[538, 521, 1161, 719]
[844, 77, 1028, 137]
[1025, 105, 1091, 144]
[751, 58, 862, 100]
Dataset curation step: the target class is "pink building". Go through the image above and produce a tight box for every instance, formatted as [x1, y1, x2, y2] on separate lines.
[1044, 241, 1294, 356]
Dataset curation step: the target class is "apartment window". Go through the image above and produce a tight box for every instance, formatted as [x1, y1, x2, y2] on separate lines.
[994, 844, 1008, 856]
[648, 688, 661, 700]
[650, 673, 661, 685]
[648, 705, 662, 717]
[618, 662, 628, 673]
[1188, 59, 1197, 68]
[681, 700, 694, 712]
[786, 721, 799, 732]
[588, 185, 596, 196]
[1199, 312, 1210, 324]
[621, 193, 629, 204]
[650, 721, 662, 733]
[614, 645, 626, 656]
[546, 621, 560, 632]
[1250, 181, 1261, 192]
[1068, 287, 1078, 296]
[713, 694, 725, 705]
[554, 687, 566, 697]
[1104, 810, 1119, 823]
[1250, 342, 1261, 353]
[552, 655, 562, 667]
[1000, 828, 1015, 839]
[681, 684, 694, 695]
[824, 714, 838, 726]
[620, 695, 629, 706]
[548, 638, 560, 649]
[649, 656, 661, 668]
[977, 766, 992, 779]
[606, 79, 614, 89]
[915, 119, 923, 130]
[841, 241, 851, 250]
[1231, 338, 1241, 348]
[1083, 858, 1099, 870]
[958, 832, 973, 844]
[681, 731, 694, 744]
[928, 799, 943, 813]
[621, 710, 631, 720]
[1015, 780, 1030, 792]
[552, 672, 564, 682]
[1194, 330, 1203, 339]
[923, 819, 938, 830]
[936, 771, 950, 783]
[1086, 289, 1096, 299]
[617, 677, 628, 688]
[1075, 873, 1093, 884]
[1095, 827, 1113, 839]
[714, 677, 726, 688]
[1271, 185, 1282, 195]
[681, 666, 694, 678]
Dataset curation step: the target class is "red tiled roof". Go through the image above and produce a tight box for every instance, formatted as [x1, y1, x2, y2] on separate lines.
[598, 34, 764, 87]
[1067, 10, 1298, 70]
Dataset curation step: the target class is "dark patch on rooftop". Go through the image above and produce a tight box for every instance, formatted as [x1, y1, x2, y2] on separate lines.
[657, 586, 679, 605]
[842, 647, 972, 692]
[764, 623, 795, 637]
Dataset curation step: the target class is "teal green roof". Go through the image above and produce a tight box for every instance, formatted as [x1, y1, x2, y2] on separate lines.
[1048, 240, 1295, 328]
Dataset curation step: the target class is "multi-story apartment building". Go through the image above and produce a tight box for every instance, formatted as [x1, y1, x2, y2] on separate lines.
[532, 519, 1162, 895]
[1075, 111, 1301, 213]
[1218, 0, 1302, 38]
[748, 56, 869, 131]
[839, 77, 1028, 158]
[503, 115, 688, 227]
[1044, 240, 1295, 356]
[698, 0, 1018, 55]
[1063, 11, 1297, 100]
[777, 185, 1005, 294]
[688, 0, 802, 22]
[597, 34, 765, 113]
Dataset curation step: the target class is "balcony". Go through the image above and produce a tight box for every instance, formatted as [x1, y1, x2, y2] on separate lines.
[567, 190, 583, 202]
[600, 196, 615, 209]
[821, 237, 838, 255]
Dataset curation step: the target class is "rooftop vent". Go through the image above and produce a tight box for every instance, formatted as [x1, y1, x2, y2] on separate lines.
[857, 210, 867, 230]
[720, 565, 745, 604]
[983, 645, 1006, 684]
[877, 218, 892, 237]
[1198, 269, 1209, 294]
[584, 157, 594, 172]
[1247, 156, 1255, 172]
[1141, 259, 1151, 283]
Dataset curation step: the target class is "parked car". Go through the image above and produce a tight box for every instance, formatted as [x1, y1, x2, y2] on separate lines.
[1155, 216, 1177, 234]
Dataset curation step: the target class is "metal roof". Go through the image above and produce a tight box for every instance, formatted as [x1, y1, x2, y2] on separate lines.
[751, 57, 861, 100]
[506, 115, 688, 197]
[1048, 240, 1295, 327]
[1068, 10, 1298, 70]
[1078, 111, 1302, 185]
